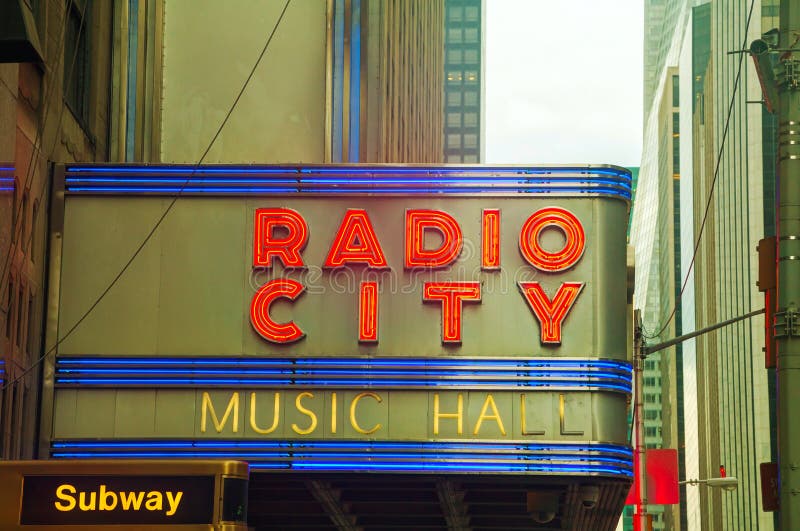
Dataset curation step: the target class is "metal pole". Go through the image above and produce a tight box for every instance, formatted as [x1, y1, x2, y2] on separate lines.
[634, 309, 647, 531]
[778, 0, 800, 526]
[643, 309, 764, 356]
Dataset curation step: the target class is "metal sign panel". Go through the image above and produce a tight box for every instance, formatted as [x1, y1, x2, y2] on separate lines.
[48, 164, 633, 479]
[21, 475, 215, 525]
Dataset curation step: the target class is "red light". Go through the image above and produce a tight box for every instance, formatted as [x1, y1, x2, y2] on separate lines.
[720, 465, 727, 478]
[519, 207, 585, 272]
[481, 209, 501, 270]
[423, 282, 481, 343]
[250, 279, 305, 343]
[518, 282, 584, 344]
[324, 209, 388, 268]
[358, 281, 379, 342]
[253, 208, 308, 268]
[405, 210, 463, 269]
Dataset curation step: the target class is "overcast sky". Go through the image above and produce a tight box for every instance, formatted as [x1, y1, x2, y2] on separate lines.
[484, 0, 644, 167]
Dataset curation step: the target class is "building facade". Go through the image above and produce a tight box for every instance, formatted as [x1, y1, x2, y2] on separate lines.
[0, 0, 113, 461]
[443, 0, 485, 163]
[634, 0, 777, 529]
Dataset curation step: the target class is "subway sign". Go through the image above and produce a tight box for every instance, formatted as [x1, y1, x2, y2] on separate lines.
[49, 164, 633, 477]
[0, 460, 248, 530]
[21, 475, 214, 525]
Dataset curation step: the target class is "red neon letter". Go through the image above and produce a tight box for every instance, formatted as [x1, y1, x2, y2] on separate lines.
[482, 209, 500, 270]
[359, 281, 379, 342]
[253, 208, 308, 268]
[250, 279, 305, 343]
[519, 207, 585, 272]
[423, 282, 481, 343]
[405, 210, 463, 268]
[518, 282, 584, 344]
[324, 209, 388, 268]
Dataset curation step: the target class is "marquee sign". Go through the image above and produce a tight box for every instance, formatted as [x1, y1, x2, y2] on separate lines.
[249, 205, 585, 345]
[48, 164, 633, 478]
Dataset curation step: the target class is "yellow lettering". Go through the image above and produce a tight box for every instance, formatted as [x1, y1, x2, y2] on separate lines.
[165, 491, 183, 516]
[99, 484, 117, 511]
[292, 392, 318, 435]
[201, 392, 239, 433]
[54, 484, 76, 511]
[145, 491, 163, 511]
[250, 392, 280, 434]
[520, 394, 544, 435]
[78, 492, 96, 511]
[349, 392, 383, 434]
[472, 394, 506, 436]
[560, 393, 584, 435]
[119, 491, 145, 511]
[433, 393, 463, 435]
[331, 392, 337, 434]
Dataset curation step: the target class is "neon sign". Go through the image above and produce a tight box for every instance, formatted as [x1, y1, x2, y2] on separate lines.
[250, 207, 586, 345]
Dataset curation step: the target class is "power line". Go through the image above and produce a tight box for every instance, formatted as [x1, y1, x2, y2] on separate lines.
[645, 0, 756, 340]
[1, 0, 292, 391]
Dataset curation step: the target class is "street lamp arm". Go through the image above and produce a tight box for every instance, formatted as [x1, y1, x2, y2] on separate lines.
[679, 477, 739, 491]
[642, 308, 764, 357]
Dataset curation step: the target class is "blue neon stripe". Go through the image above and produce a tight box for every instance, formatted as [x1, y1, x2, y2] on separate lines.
[64, 176, 630, 188]
[53, 378, 630, 392]
[57, 368, 630, 379]
[48, 450, 628, 465]
[61, 164, 633, 200]
[65, 165, 631, 177]
[64, 186, 631, 196]
[49, 439, 633, 477]
[50, 440, 632, 455]
[48, 454, 630, 476]
[56, 357, 631, 369]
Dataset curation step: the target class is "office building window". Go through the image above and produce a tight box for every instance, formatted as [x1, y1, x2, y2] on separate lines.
[463, 112, 478, 128]
[672, 75, 679, 107]
[447, 28, 462, 44]
[4, 279, 12, 339]
[464, 49, 478, 64]
[463, 154, 478, 163]
[465, 6, 479, 21]
[447, 134, 461, 149]
[464, 27, 478, 43]
[447, 70, 463, 84]
[15, 285, 24, 348]
[448, 5, 463, 21]
[464, 71, 478, 84]
[463, 134, 477, 149]
[64, 1, 90, 124]
[26, 294, 35, 358]
[30, 200, 38, 262]
[447, 113, 462, 128]
[464, 91, 478, 106]
[446, 154, 462, 163]
[447, 92, 462, 107]
[447, 49, 462, 65]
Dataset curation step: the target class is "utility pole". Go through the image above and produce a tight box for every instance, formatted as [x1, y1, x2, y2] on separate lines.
[777, 0, 800, 526]
[632, 308, 762, 531]
[634, 310, 647, 531]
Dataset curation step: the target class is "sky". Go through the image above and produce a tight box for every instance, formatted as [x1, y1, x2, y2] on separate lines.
[484, 0, 644, 168]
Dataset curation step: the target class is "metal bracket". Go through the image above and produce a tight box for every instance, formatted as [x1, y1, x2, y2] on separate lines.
[775, 309, 800, 338]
